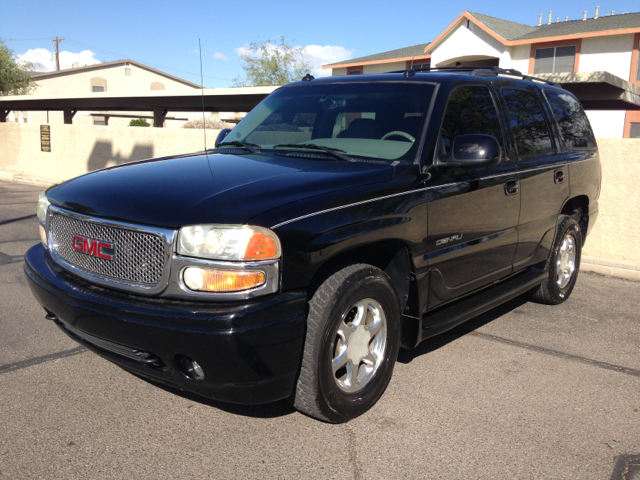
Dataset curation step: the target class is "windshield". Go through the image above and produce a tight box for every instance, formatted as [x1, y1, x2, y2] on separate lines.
[227, 82, 436, 161]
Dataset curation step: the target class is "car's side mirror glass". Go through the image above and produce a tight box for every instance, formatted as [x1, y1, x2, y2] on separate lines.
[439, 134, 502, 168]
[215, 128, 232, 147]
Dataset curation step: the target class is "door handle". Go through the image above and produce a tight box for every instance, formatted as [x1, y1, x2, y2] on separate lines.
[504, 178, 519, 196]
[554, 170, 565, 184]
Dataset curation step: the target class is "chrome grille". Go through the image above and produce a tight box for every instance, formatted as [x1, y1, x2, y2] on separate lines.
[50, 213, 166, 286]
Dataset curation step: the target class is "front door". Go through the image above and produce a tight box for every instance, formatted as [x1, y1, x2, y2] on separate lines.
[426, 84, 520, 311]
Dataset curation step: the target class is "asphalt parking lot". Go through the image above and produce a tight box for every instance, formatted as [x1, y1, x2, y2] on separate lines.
[1, 180, 639, 480]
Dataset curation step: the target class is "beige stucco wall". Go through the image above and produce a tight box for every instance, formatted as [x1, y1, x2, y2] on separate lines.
[431, 23, 505, 67]
[1, 125, 638, 263]
[580, 34, 634, 81]
[0, 123, 220, 182]
[582, 138, 640, 263]
[364, 61, 406, 74]
[331, 67, 348, 76]
[32, 63, 197, 96]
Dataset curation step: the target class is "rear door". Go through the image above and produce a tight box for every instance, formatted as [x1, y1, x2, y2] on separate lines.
[499, 86, 571, 270]
[426, 84, 519, 310]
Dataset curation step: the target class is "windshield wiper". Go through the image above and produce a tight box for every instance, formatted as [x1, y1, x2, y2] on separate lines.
[273, 143, 353, 162]
[216, 141, 261, 154]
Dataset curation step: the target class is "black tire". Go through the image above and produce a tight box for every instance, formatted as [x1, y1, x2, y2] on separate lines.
[291, 264, 401, 423]
[529, 215, 582, 305]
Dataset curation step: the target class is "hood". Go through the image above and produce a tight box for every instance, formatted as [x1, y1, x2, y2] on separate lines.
[46, 152, 394, 229]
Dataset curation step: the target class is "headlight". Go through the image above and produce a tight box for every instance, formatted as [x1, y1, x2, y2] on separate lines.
[37, 192, 50, 225]
[177, 225, 281, 261]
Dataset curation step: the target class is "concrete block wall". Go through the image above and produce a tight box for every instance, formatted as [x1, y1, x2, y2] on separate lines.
[0, 124, 638, 271]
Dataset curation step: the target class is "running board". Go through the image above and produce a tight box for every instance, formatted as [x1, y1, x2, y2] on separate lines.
[419, 270, 548, 343]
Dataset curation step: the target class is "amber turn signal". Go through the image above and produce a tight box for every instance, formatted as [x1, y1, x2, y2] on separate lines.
[39, 225, 47, 246]
[244, 232, 277, 260]
[182, 267, 266, 293]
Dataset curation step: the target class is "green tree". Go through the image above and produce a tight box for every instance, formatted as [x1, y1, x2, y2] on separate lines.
[233, 36, 312, 87]
[0, 39, 35, 96]
[129, 118, 150, 127]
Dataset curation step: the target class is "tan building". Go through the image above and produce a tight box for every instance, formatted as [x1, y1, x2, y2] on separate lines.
[9, 60, 241, 128]
[324, 10, 640, 138]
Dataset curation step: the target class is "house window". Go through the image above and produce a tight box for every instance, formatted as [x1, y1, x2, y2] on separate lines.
[125, 68, 131, 76]
[630, 123, 640, 138]
[349, 70, 361, 75]
[90, 77, 107, 93]
[534, 46, 576, 74]
[347, 66, 363, 75]
[93, 116, 107, 126]
[150, 82, 165, 90]
[413, 63, 430, 71]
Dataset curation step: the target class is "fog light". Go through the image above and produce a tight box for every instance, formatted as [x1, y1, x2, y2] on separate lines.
[182, 267, 265, 293]
[39, 225, 47, 246]
[175, 355, 205, 381]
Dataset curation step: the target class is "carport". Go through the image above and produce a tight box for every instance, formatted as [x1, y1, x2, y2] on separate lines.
[0, 86, 277, 127]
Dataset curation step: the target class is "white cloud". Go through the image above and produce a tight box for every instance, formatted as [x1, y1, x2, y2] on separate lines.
[302, 45, 354, 77]
[17, 48, 101, 72]
[233, 43, 354, 78]
[212, 52, 229, 61]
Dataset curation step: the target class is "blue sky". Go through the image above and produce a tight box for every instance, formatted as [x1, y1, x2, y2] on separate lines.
[2, 0, 639, 88]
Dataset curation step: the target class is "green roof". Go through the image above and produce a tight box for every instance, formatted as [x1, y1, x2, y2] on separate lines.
[468, 10, 640, 41]
[324, 11, 640, 69]
[326, 43, 430, 67]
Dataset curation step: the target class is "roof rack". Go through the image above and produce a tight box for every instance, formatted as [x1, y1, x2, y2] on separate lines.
[391, 66, 561, 87]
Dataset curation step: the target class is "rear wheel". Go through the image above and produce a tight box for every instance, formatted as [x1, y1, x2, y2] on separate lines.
[529, 215, 582, 305]
[291, 264, 401, 423]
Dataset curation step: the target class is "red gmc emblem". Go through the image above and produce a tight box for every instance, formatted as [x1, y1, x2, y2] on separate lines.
[72, 235, 114, 260]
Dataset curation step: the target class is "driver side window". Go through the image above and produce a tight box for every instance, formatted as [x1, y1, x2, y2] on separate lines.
[440, 86, 504, 156]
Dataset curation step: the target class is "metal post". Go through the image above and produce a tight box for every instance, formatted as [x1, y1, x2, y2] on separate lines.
[0, 110, 8, 123]
[153, 108, 167, 128]
[63, 109, 77, 124]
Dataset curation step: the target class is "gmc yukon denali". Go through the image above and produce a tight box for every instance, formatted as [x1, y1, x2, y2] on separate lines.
[25, 68, 600, 423]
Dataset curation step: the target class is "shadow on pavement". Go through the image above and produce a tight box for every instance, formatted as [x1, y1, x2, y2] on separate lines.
[398, 295, 530, 364]
[128, 370, 297, 419]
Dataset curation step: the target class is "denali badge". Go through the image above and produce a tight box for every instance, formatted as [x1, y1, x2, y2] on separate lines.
[72, 235, 114, 260]
[436, 234, 463, 246]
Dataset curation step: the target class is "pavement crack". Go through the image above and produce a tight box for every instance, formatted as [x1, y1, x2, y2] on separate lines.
[346, 426, 361, 480]
[468, 331, 640, 379]
[0, 346, 86, 374]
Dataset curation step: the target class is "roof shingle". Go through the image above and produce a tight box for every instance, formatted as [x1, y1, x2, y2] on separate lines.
[326, 43, 430, 67]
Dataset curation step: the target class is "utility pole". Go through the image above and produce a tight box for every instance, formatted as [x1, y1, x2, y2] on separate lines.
[52, 36, 64, 71]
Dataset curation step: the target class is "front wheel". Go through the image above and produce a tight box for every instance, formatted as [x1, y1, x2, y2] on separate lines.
[291, 264, 401, 423]
[529, 215, 582, 305]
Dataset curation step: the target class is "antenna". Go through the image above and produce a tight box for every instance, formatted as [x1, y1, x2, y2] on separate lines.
[199, 39, 207, 153]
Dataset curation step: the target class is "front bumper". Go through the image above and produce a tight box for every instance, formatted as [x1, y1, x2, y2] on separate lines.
[24, 244, 308, 405]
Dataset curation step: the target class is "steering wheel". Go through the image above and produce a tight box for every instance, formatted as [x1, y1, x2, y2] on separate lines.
[381, 131, 415, 143]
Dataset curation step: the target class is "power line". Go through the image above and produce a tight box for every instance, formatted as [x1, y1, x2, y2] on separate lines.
[3, 38, 52, 41]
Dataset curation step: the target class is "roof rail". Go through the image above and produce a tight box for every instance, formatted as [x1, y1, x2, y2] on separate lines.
[470, 66, 561, 87]
[388, 66, 562, 87]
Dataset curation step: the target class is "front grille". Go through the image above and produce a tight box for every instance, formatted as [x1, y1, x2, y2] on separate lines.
[50, 212, 166, 286]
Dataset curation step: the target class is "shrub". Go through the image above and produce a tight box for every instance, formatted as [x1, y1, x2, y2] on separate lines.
[182, 118, 235, 129]
[129, 118, 150, 127]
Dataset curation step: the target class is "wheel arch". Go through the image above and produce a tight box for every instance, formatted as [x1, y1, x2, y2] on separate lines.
[559, 195, 589, 245]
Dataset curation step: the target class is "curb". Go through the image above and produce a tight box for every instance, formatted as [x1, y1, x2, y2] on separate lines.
[581, 256, 640, 282]
[0, 171, 55, 188]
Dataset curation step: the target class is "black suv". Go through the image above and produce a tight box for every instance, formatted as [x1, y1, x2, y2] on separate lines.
[25, 68, 600, 423]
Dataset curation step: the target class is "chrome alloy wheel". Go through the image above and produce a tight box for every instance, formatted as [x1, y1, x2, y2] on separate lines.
[556, 233, 577, 288]
[332, 298, 387, 393]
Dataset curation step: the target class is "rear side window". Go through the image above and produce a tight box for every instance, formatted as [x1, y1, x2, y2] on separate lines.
[440, 86, 504, 154]
[502, 88, 553, 157]
[544, 90, 596, 149]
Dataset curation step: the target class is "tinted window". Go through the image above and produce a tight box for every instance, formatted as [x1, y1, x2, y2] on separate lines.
[544, 90, 596, 149]
[440, 86, 504, 155]
[630, 123, 640, 139]
[502, 89, 553, 157]
[234, 82, 435, 161]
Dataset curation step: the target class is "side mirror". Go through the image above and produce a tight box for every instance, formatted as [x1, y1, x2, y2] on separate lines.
[439, 134, 502, 168]
[215, 128, 232, 147]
